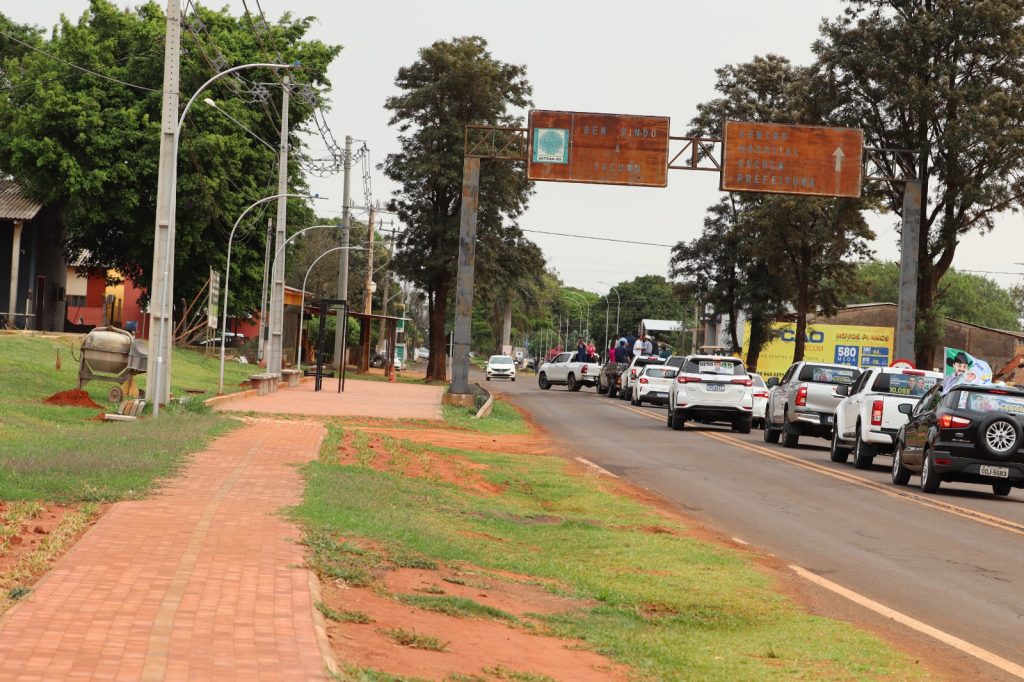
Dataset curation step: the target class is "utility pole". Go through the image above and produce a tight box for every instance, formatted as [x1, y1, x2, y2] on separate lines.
[363, 204, 376, 315]
[333, 135, 353, 371]
[257, 216, 272, 362]
[267, 76, 290, 375]
[146, 0, 181, 412]
[378, 228, 394, 349]
[450, 157, 480, 395]
[895, 179, 922, 362]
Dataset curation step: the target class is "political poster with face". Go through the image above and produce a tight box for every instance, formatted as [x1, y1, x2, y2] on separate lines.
[942, 347, 993, 393]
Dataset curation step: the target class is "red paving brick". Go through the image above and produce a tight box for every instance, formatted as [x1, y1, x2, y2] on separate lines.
[0, 420, 330, 681]
[213, 377, 444, 420]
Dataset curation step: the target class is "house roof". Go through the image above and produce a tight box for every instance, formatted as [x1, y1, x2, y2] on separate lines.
[0, 180, 43, 221]
[641, 319, 683, 333]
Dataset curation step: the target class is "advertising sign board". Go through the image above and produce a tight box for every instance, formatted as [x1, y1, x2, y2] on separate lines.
[746, 322, 894, 379]
[527, 110, 670, 187]
[208, 269, 220, 329]
[721, 121, 863, 198]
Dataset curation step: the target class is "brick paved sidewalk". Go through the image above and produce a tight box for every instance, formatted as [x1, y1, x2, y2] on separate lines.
[0, 420, 330, 682]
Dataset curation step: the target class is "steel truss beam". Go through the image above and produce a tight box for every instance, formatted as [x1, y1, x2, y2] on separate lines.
[465, 125, 528, 160]
[668, 136, 722, 172]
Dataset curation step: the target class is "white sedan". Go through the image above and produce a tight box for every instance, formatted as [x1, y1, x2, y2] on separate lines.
[485, 355, 517, 381]
[750, 373, 769, 429]
[631, 365, 677, 406]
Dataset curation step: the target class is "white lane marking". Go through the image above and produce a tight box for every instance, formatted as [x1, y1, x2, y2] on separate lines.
[790, 564, 1024, 680]
[574, 457, 619, 478]
[731, 537, 748, 545]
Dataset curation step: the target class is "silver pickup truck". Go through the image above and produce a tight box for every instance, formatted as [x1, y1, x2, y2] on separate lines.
[764, 361, 861, 448]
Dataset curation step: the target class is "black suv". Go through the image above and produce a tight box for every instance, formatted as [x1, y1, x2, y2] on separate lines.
[892, 383, 1024, 496]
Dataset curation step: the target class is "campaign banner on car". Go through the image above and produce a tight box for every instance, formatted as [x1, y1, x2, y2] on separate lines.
[942, 347, 992, 393]
[744, 322, 894, 379]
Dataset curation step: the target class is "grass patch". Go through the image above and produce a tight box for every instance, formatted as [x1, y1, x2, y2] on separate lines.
[316, 601, 374, 624]
[343, 372, 446, 387]
[332, 664, 429, 682]
[0, 334, 245, 502]
[442, 400, 527, 435]
[396, 594, 517, 623]
[304, 529, 386, 587]
[295, 433, 930, 680]
[482, 667, 555, 682]
[379, 627, 449, 652]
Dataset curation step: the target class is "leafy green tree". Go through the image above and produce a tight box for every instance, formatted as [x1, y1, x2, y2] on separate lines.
[604, 275, 685, 344]
[813, 0, 1024, 366]
[844, 262, 1022, 331]
[0, 1, 340, 318]
[474, 227, 546, 354]
[382, 36, 532, 381]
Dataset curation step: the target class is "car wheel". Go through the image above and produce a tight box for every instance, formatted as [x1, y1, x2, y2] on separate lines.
[730, 420, 740, 432]
[738, 418, 752, 435]
[567, 374, 578, 392]
[782, 412, 799, 448]
[993, 481, 1012, 496]
[977, 414, 1023, 459]
[763, 421, 781, 444]
[597, 379, 608, 395]
[830, 428, 851, 463]
[920, 451, 942, 493]
[538, 373, 551, 390]
[852, 426, 876, 469]
[485, 376, 491, 381]
[891, 443, 911, 486]
[666, 410, 674, 428]
[511, 377, 516, 382]
[671, 411, 686, 431]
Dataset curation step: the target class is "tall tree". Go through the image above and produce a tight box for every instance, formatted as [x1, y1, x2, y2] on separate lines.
[382, 36, 532, 381]
[0, 1, 340, 316]
[813, 0, 1024, 367]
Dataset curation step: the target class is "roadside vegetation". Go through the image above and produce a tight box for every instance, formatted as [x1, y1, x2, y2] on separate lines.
[0, 333, 246, 501]
[296, 401, 927, 681]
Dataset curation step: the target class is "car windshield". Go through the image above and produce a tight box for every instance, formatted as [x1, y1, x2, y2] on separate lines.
[955, 390, 1024, 415]
[798, 364, 858, 385]
[643, 367, 674, 379]
[750, 374, 766, 387]
[634, 357, 665, 368]
[683, 358, 746, 376]
[871, 372, 939, 397]
[489, 356, 514, 365]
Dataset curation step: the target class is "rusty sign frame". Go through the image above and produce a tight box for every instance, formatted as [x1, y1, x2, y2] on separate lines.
[668, 136, 722, 172]
[862, 147, 920, 183]
[465, 125, 528, 161]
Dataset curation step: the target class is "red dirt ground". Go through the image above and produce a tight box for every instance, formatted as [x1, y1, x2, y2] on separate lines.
[42, 389, 101, 409]
[0, 502, 76, 578]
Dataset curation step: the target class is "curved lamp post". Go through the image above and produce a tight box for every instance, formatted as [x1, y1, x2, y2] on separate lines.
[217, 195, 325, 395]
[151, 61, 296, 416]
[296, 246, 362, 372]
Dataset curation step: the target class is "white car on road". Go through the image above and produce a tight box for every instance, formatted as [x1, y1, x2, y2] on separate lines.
[667, 355, 754, 433]
[831, 367, 942, 468]
[485, 355, 516, 381]
[631, 365, 678, 406]
[750, 373, 769, 429]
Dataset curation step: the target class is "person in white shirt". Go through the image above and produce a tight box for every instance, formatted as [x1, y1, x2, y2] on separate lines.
[642, 336, 653, 355]
[633, 337, 644, 357]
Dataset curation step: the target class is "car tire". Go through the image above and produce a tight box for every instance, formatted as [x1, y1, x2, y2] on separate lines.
[763, 422, 781, 444]
[976, 414, 1023, 459]
[993, 481, 1012, 496]
[538, 373, 551, 390]
[671, 411, 686, 431]
[891, 443, 912, 486]
[852, 426, 876, 469]
[666, 410, 674, 428]
[920, 451, 942, 493]
[511, 377, 516, 382]
[830, 429, 851, 463]
[597, 379, 608, 395]
[738, 418, 752, 435]
[567, 374, 578, 392]
[782, 412, 800, 448]
[485, 376, 491, 381]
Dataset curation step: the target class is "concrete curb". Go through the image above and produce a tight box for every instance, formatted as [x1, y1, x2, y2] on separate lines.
[473, 383, 494, 419]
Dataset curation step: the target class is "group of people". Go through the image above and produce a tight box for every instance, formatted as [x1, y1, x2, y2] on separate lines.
[606, 333, 670, 364]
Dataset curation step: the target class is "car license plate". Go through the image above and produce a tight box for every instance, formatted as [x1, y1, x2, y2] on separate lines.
[706, 384, 725, 392]
[980, 464, 1010, 478]
[653, 392, 666, 398]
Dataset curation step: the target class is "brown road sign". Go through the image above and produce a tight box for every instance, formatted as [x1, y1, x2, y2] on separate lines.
[527, 110, 670, 187]
[721, 121, 863, 198]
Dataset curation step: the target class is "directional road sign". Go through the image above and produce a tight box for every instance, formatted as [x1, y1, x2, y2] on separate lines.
[720, 121, 863, 198]
[527, 110, 670, 187]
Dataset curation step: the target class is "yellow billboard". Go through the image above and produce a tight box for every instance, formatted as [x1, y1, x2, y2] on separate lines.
[746, 323, 894, 379]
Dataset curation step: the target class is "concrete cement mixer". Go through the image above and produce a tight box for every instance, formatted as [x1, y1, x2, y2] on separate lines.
[76, 326, 148, 403]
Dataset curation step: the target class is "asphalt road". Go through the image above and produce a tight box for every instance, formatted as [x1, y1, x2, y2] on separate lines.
[482, 369, 1024, 679]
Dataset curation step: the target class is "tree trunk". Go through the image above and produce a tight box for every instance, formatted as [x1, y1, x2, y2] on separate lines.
[426, 277, 450, 381]
[793, 274, 810, 363]
[745, 314, 766, 373]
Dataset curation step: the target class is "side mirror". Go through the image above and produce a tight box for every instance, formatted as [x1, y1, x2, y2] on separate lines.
[834, 385, 849, 397]
[898, 403, 914, 415]
[766, 376, 780, 388]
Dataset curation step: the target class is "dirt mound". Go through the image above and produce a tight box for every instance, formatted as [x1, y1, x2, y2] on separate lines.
[43, 389, 101, 409]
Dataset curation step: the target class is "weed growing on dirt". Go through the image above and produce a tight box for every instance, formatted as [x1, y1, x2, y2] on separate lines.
[417, 584, 445, 595]
[442, 400, 527, 435]
[319, 421, 346, 462]
[315, 601, 374, 624]
[332, 664, 428, 682]
[304, 530, 385, 588]
[390, 553, 437, 570]
[396, 594, 517, 623]
[481, 666, 556, 682]
[379, 627, 449, 652]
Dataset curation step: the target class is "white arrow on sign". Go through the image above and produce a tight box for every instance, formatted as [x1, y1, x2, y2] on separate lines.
[832, 146, 846, 172]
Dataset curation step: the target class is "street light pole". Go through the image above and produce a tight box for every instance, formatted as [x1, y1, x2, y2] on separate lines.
[297, 246, 361, 372]
[147, 54, 295, 415]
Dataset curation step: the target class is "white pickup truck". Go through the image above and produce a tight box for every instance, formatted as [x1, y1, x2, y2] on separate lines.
[764, 361, 861, 447]
[537, 352, 602, 392]
[830, 367, 943, 468]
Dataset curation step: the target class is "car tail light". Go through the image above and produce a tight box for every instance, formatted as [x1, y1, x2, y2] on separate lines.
[677, 376, 702, 384]
[871, 400, 884, 426]
[796, 385, 808, 407]
[732, 378, 753, 387]
[938, 414, 972, 429]
[753, 391, 769, 398]
[639, 378, 649, 384]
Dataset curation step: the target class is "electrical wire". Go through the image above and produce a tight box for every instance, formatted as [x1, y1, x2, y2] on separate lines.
[521, 227, 675, 248]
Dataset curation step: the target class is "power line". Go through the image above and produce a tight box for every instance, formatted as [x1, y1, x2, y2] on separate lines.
[521, 227, 675, 248]
[0, 28, 159, 93]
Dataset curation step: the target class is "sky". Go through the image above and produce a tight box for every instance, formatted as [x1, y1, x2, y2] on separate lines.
[8, 0, 1024, 297]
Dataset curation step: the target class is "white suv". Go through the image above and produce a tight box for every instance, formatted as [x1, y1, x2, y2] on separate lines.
[667, 355, 754, 433]
[631, 365, 677, 406]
